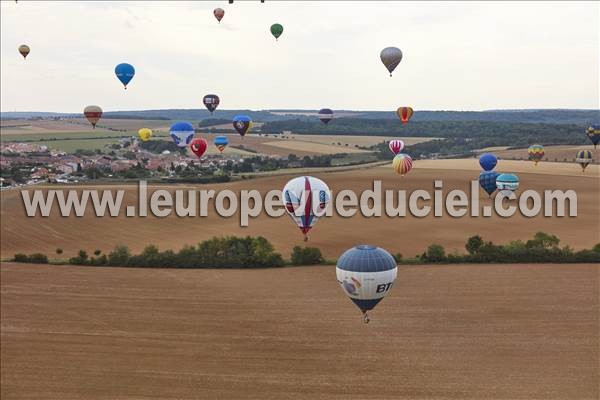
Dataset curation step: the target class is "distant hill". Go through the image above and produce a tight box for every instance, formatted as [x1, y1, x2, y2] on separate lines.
[2, 109, 598, 125]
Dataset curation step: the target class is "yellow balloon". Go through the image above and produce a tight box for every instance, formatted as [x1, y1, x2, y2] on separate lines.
[138, 128, 152, 142]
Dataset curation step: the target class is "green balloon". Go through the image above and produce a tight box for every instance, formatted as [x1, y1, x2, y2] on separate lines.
[270, 23, 284, 40]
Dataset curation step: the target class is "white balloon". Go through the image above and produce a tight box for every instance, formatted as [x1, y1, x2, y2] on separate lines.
[282, 176, 330, 240]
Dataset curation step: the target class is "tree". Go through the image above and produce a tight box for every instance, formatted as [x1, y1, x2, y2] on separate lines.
[526, 232, 560, 249]
[425, 244, 446, 262]
[290, 246, 323, 265]
[56, 248, 63, 255]
[108, 245, 131, 266]
[465, 235, 484, 254]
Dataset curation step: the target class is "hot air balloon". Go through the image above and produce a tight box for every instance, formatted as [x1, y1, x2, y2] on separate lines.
[496, 173, 519, 196]
[318, 108, 334, 124]
[203, 94, 220, 114]
[232, 115, 252, 137]
[213, 8, 225, 23]
[115, 63, 135, 89]
[214, 135, 229, 153]
[18, 44, 30, 59]
[282, 176, 330, 241]
[586, 125, 600, 149]
[479, 171, 499, 197]
[396, 107, 413, 124]
[190, 138, 208, 158]
[388, 139, 404, 155]
[83, 105, 103, 129]
[576, 150, 593, 172]
[336, 245, 397, 323]
[392, 154, 413, 176]
[169, 122, 195, 148]
[138, 128, 152, 142]
[270, 23, 283, 40]
[527, 144, 544, 166]
[479, 153, 498, 171]
[380, 47, 402, 77]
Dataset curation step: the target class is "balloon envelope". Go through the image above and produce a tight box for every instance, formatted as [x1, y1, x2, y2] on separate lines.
[388, 139, 404, 155]
[18, 44, 30, 59]
[203, 94, 220, 113]
[318, 108, 334, 124]
[336, 245, 397, 321]
[380, 47, 402, 76]
[83, 105, 103, 128]
[115, 63, 135, 89]
[576, 150, 593, 172]
[138, 128, 152, 142]
[169, 122, 195, 148]
[270, 23, 284, 39]
[479, 171, 499, 196]
[214, 135, 229, 153]
[392, 154, 413, 176]
[190, 138, 208, 158]
[232, 115, 252, 137]
[496, 173, 519, 193]
[282, 176, 330, 240]
[586, 125, 600, 149]
[479, 153, 498, 171]
[527, 144, 544, 165]
[213, 8, 225, 22]
[396, 107, 413, 124]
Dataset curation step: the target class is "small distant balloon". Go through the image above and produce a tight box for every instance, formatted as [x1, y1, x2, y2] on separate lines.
[576, 150, 593, 172]
[213, 8, 225, 23]
[318, 108, 334, 125]
[392, 154, 413, 176]
[214, 135, 229, 153]
[586, 125, 600, 149]
[479, 153, 498, 171]
[138, 128, 152, 142]
[83, 105, 103, 129]
[18, 44, 30, 59]
[496, 173, 519, 195]
[396, 107, 413, 124]
[527, 144, 544, 166]
[380, 47, 402, 76]
[270, 23, 284, 40]
[190, 138, 208, 158]
[115, 63, 135, 89]
[203, 94, 220, 114]
[232, 115, 252, 137]
[388, 139, 404, 155]
[169, 121, 195, 148]
[479, 171, 499, 197]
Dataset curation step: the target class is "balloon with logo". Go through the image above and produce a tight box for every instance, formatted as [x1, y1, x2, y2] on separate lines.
[586, 125, 600, 149]
[214, 135, 229, 153]
[336, 245, 398, 323]
[282, 176, 330, 241]
[318, 108, 334, 124]
[213, 8, 225, 23]
[83, 105, 103, 129]
[18, 44, 30, 59]
[114, 63, 135, 89]
[576, 150, 593, 172]
[270, 23, 283, 40]
[527, 144, 544, 166]
[169, 122, 195, 148]
[388, 139, 404, 155]
[396, 107, 413, 124]
[479, 171, 499, 197]
[232, 115, 252, 137]
[380, 47, 402, 76]
[479, 153, 498, 171]
[496, 173, 519, 196]
[138, 128, 152, 142]
[190, 138, 208, 158]
[392, 154, 413, 176]
[203, 94, 220, 114]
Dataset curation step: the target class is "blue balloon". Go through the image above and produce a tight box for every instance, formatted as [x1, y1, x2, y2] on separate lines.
[169, 121, 195, 148]
[496, 173, 519, 193]
[479, 153, 498, 171]
[214, 136, 229, 146]
[479, 171, 499, 197]
[115, 63, 135, 89]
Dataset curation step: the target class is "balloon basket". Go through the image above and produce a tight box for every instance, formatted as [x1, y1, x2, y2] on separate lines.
[363, 312, 370, 324]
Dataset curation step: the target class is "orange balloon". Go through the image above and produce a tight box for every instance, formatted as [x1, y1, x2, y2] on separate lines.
[396, 107, 414, 124]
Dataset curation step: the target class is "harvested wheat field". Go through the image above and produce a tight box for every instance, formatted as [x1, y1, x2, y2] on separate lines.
[1, 262, 598, 399]
[1, 161, 598, 259]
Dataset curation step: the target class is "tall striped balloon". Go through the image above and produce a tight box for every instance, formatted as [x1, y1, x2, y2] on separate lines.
[388, 139, 404, 155]
[83, 105, 102, 129]
[576, 150, 593, 172]
[527, 144, 545, 165]
[392, 154, 413, 176]
[396, 107, 413, 124]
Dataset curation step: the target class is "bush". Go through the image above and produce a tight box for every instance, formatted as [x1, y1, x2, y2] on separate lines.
[290, 246, 323, 265]
[13, 253, 48, 264]
[13, 253, 29, 263]
[425, 244, 446, 262]
[108, 245, 131, 266]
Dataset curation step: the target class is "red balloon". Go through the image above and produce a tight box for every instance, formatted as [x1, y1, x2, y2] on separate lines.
[190, 138, 207, 158]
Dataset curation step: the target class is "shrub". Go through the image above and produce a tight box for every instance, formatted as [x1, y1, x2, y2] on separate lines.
[425, 244, 446, 262]
[290, 246, 324, 265]
[28, 253, 49, 264]
[108, 245, 131, 266]
[13, 253, 29, 263]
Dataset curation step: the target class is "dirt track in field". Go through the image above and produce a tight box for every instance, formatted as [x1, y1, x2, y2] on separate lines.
[1, 262, 598, 399]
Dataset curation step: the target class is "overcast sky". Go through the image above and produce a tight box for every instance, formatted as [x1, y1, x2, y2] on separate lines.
[1, 1, 598, 113]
